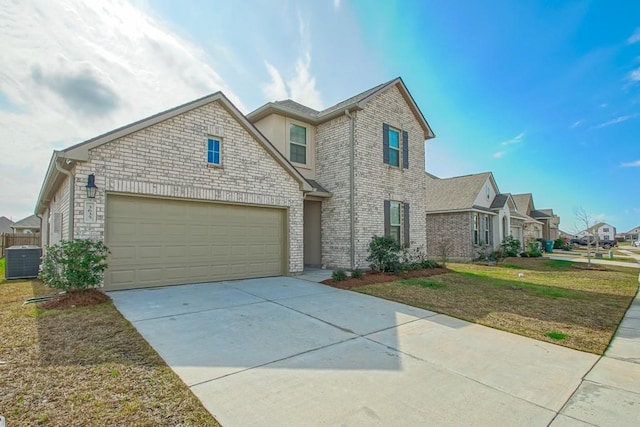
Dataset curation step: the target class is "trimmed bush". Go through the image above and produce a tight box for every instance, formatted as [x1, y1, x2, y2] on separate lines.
[367, 235, 401, 272]
[351, 268, 364, 279]
[332, 269, 347, 281]
[39, 239, 109, 291]
[501, 236, 521, 257]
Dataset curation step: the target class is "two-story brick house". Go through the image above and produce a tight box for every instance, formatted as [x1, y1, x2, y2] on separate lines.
[35, 78, 435, 290]
[249, 77, 435, 270]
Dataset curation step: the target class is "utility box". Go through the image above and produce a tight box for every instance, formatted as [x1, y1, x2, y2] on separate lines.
[5, 245, 42, 280]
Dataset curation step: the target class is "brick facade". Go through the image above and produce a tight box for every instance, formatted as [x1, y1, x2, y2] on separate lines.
[426, 212, 474, 260]
[48, 100, 305, 274]
[315, 86, 428, 269]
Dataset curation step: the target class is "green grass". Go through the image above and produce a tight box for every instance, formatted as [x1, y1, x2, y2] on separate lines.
[0, 279, 220, 426]
[547, 331, 568, 340]
[0, 256, 5, 281]
[356, 257, 638, 354]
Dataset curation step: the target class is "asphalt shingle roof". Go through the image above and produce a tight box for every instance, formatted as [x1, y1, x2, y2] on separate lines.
[426, 172, 491, 212]
[12, 214, 40, 229]
[0, 216, 14, 234]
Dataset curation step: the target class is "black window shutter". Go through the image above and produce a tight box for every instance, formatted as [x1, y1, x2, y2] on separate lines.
[404, 203, 410, 247]
[382, 123, 389, 164]
[402, 131, 409, 169]
[384, 200, 390, 237]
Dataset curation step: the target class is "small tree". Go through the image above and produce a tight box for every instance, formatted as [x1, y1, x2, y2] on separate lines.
[367, 235, 401, 272]
[435, 238, 453, 268]
[574, 207, 597, 267]
[39, 239, 109, 291]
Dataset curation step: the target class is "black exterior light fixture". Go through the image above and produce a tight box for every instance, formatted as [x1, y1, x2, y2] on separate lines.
[86, 173, 98, 198]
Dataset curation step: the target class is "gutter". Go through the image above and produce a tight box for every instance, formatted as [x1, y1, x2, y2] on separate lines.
[345, 109, 355, 270]
[54, 158, 75, 239]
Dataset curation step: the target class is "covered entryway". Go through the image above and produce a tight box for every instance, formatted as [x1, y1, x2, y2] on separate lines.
[303, 200, 322, 267]
[105, 194, 285, 290]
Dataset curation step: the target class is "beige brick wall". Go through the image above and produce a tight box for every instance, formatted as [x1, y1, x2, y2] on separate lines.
[353, 86, 428, 268]
[315, 86, 428, 269]
[68, 100, 304, 274]
[426, 212, 474, 260]
[315, 115, 352, 268]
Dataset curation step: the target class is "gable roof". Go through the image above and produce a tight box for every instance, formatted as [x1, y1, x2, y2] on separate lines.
[12, 214, 40, 229]
[426, 172, 496, 213]
[0, 216, 14, 234]
[512, 193, 534, 214]
[490, 193, 509, 209]
[624, 225, 640, 233]
[248, 77, 435, 139]
[36, 92, 313, 214]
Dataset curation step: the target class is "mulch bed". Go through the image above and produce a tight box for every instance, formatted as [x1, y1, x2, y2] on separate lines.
[322, 268, 451, 289]
[40, 289, 112, 310]
[571, 265, 609, 271]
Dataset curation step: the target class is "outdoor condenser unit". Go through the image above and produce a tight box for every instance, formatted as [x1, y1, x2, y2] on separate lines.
[5, 245, 42, 280]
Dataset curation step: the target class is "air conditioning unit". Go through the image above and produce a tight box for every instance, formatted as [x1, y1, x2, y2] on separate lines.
[5, 245, 42, 280]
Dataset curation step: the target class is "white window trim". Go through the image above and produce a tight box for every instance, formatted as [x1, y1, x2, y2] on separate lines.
[388, 127, 401, 168]
[390, 201, 403, 245]
[289, 122, 307, 165]
[206, 136, 222, 166]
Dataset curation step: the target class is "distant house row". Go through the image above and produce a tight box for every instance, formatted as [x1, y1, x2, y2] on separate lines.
[0, 214, 41, 235]
[424, 171, 559, 260]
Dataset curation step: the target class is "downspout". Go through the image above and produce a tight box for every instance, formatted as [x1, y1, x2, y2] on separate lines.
[54, 158, 75, 239]
[345, 109, 355, 270]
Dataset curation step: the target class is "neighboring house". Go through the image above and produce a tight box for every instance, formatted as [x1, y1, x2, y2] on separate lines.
[424, 172, 511, 260]
[622, 226, 640, 241]
[249, 77, 434, 269]
[11, 214, 41, 234]
[559, 229, 573, 241]
[512, 193, 558, 241]
[0, 216, 14, 234]
[36, 78, 435, 290]
[576, 222, 617, 241]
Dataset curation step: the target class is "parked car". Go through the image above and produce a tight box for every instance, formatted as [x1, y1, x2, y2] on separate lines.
[569, 238, 589, 246]
[599, 240, 616, 249]
[634, 240, 640, 248]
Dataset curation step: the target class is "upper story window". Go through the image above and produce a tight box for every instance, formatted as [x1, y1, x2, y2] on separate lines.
[383, 123, 408, 169]
[603, 227, 609, 232]
[388, 128, 400, 167]
[289, 123, 307, 164]
[207, 138, 221, 166]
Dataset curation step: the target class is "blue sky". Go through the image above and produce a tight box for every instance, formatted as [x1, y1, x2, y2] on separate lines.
[0, 0, 638, 233]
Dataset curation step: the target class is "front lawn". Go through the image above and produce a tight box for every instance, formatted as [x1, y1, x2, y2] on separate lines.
[355, 258, 638, 354]
[0, 277, 219, 426]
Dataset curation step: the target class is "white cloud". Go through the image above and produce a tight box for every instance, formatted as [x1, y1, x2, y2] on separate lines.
[621, 160, 640, 168]
[596, 115, 632, 128]
[628, 28, 640, 44]
[630, 68, 640, 81]
[500, 132, 525, 146]
[333, 0, 342, 9]
[0, 0, 242, 219]
[260, 14, 323, 109]
[493, 151, 506, 159]
[570, 119, 584, 129]
[262, 61, 288, 100]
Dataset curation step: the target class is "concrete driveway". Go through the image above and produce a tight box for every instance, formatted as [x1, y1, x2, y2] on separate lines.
[110, 277, 599, 426]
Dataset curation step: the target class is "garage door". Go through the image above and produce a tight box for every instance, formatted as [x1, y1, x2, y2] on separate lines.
[105, 195, 286, 290]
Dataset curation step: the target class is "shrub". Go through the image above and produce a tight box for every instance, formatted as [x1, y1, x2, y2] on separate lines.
[501, 236, 521, 257]
[351, 268, 364, 279]
[39, 239, 109, 292]
[474, 242, 489, 261]
[332, 269, 347, 281]
[367, 235, 401, 272]
[527, 240, 543, 257]
[419, 259, 439, 269]
[435, 238, 453, 268]
[488, 249, 505, 263]
[553, 238, 565, 249]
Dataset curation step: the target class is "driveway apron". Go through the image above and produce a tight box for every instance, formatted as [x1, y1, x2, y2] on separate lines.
[110, 277, 599, 426]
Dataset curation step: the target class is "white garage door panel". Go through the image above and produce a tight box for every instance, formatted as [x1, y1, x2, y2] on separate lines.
[105, 195, 286, 290]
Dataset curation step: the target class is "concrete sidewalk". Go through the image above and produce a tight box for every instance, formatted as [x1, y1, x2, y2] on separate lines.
[552, 277, 640, 426]
[110, 277, 601, 426]
[548, 255, 639, 269]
